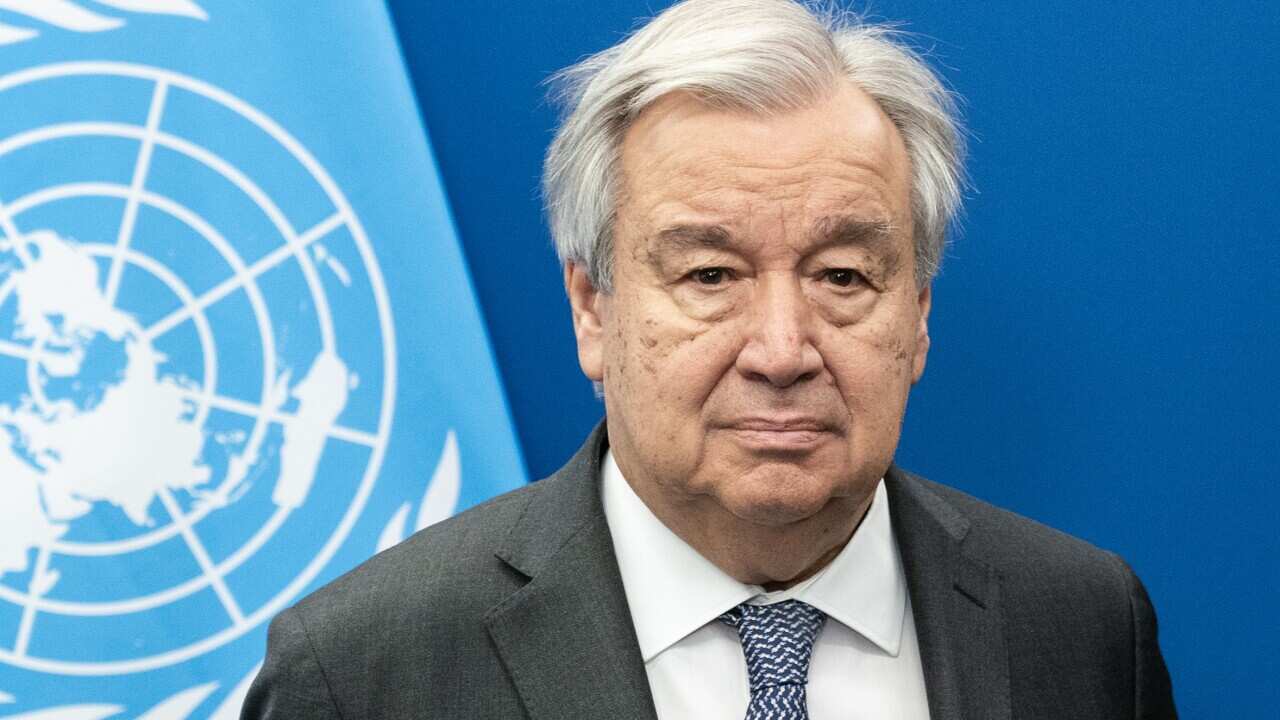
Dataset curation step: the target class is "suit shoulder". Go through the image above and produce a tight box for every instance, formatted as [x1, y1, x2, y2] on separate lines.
[249, 479, 550, 716]
[895, 469, 1144, 676]
[899, 470, 1125, 583]
[890, 472, 1176, 713]
[289, 479, 543, 630]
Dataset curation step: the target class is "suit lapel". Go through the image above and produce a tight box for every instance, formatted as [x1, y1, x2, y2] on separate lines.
[485, 424, 658, 720]
[887, 467, 1011, 720]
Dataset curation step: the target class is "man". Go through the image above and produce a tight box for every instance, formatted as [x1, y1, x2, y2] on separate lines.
[243, 1, 1176, 718]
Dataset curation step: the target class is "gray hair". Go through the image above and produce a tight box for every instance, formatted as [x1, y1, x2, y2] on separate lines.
[542, 0, 965, 290]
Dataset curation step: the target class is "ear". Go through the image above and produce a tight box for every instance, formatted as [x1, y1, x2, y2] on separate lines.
[564, 262, 606, 382]
[911, 283, 932, 384]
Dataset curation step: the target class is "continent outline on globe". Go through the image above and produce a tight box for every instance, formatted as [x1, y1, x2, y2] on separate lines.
[0, 61, 397, 676]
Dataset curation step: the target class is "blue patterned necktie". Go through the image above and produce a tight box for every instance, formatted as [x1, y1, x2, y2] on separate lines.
[719, 599, 827, 720]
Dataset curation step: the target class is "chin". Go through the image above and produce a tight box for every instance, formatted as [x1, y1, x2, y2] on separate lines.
[730, 501, 826, 527]
[717, 470, 838, 527]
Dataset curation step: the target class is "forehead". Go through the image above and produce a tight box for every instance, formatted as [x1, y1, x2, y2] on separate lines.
[617, 81, 913, 238]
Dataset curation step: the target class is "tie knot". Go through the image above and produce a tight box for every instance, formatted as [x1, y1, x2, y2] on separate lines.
[718, 599, 826, 691]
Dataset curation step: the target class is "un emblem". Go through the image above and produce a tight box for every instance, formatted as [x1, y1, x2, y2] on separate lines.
[0, 60, 396, 685]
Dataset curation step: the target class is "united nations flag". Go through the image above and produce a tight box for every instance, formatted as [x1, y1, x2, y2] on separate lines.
[0, 2, 526, 716]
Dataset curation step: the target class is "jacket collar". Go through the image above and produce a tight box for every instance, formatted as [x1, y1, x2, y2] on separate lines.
[886, 466, 1012, 720]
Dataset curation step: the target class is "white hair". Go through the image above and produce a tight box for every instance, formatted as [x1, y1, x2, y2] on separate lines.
[542, 0, 965, 290]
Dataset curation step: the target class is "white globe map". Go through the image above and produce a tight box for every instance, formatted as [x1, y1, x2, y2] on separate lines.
[2, 228, 227, 559]
[0, 228, 348, 574]
[0, 62, 395, 678]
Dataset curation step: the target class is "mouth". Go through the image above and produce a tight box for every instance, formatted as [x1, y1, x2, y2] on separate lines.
[719, 417, 838, 452]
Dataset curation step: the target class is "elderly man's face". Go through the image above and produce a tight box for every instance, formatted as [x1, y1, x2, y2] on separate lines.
[569, 81, 929, 531]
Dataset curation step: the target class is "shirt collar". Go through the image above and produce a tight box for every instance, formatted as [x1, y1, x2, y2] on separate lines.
[601, 450, 908, 662]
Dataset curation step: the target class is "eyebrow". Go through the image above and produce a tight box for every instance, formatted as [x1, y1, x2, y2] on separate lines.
[644, 215, 902, 274]
[809, 215, 903, 278]
[808, 216, 897, 251]
[643, 224, 735, 272]
[650, 224, 733, 252]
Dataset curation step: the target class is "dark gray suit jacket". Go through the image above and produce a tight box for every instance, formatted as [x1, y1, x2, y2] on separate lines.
[241, 424, 1176, 719]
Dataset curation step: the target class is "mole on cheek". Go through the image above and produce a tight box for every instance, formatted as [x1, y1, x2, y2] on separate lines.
[671, 322, 712, 349]
[894, 342, 910, 362]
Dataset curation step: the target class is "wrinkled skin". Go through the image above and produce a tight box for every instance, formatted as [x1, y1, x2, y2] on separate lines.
[566, 81, 931, 587]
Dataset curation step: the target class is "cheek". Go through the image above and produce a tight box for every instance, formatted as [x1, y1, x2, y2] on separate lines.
[608, 290, 735, 391]
[601, 292, 744, 485]
[818, 307, 919, 417]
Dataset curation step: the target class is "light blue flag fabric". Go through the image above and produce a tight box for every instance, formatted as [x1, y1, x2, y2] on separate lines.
[0, 2, 526, 715]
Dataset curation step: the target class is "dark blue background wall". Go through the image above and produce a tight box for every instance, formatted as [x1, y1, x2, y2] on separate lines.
[386, 2, 1278, 716]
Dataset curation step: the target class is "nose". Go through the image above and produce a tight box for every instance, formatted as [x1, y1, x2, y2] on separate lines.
[735, 274, 823, 388]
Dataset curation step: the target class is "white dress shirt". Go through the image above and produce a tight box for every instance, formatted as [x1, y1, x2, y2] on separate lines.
[601, 451, 931, 720]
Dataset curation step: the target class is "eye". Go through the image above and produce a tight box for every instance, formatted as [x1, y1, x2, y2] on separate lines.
[823, 268, 863, 287]
[693, 267, 731, 285]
